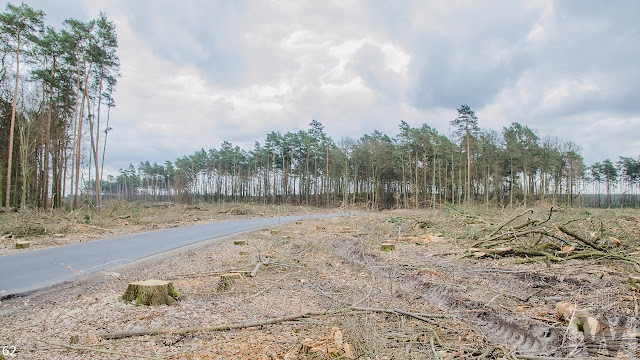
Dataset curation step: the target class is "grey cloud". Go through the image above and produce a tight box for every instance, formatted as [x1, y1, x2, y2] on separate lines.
[122, 0, 249, 86]
[348, 43, 406, 101]
[381, 2, 542, 109]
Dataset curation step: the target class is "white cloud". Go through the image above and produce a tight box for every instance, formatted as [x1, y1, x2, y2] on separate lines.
[17, 0, 640, 171]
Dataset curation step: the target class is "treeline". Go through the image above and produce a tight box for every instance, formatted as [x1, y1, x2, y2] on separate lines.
[104, 111, 640, 209]
[0, 2, 119, 210]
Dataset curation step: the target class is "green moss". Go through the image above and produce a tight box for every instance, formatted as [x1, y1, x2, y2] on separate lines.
[381, 243, 396, 251]
[121, 281, 179, 306]
[216, 278, 233, 291]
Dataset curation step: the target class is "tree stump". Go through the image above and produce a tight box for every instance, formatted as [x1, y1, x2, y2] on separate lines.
[380, 242, 396, 251]
[15, 240, 31, 249]
[121, 280, 179, 306]
[217, 273, 242, 291]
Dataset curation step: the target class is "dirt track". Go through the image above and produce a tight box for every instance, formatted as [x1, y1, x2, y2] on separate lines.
[1, 207, 639, 359]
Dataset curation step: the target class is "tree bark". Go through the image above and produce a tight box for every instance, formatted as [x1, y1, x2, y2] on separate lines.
[5, 32, 21, 208]
[466, 129, 471, 204]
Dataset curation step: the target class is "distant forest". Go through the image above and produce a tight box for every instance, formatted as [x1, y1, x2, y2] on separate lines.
[106, 114, 638, 210]
[1, 4, 638, 211]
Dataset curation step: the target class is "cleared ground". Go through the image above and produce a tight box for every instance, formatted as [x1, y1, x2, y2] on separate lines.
[1, 204, 639, 359]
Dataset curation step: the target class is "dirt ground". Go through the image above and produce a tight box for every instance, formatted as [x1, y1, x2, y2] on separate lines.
[1, 204, 640, 359]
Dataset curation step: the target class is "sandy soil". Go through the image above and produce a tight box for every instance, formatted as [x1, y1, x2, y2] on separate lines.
[1, 206, 639, 359]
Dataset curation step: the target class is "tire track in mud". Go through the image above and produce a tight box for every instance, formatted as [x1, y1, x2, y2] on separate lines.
[415, 281, 561, 355]
[331, 235, 563, 356]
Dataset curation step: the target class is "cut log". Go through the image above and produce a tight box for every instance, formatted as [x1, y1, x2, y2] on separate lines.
[469, 247, 512, 254]
[250, 262, 263, 277]
[606, 236, 622, 247]
[270, 229, 281, 235]
[217, 273, 242, 291]
[556, 301, 577, 320]
[426, 234, 446, 243]
[15, 240, 31, 249]
[556, 301, 597, 334]
[583, 316, 601, 336]
[560, 245, 575, 253]
[121, 280, 179, 306]
[296, 220, 303, 225]
[343, 342, 355, 359]
[332, 327, 343, 349]
[233, 240, 247, 245]
[380, 242, 396, 252]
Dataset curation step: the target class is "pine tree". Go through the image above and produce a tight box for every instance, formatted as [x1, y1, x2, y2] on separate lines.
[0, 2, 44, 207]
[450, 104, 479, 204]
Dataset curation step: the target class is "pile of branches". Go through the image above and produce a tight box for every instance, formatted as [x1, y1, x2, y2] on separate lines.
[467, 207, 640, 272]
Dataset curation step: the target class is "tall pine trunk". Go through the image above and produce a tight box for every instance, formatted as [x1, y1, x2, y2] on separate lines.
[5, 33, 21, 208]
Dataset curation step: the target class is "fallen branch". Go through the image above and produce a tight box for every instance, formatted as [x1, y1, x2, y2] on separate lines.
[249, 261, 263, 277]
[176, 270, 251, 278]
[430, 337, 441, 360]
[555, 225, 603, 251]
[393, 308, 439, 323]
[99, 308, 348, 340]
[474, 228, 570, 249]
[350, 238, 376, 307]
[489, 209, 534, 237]
[469, 247, 513, 255]
[238, 281, 278, 303]
[99, 304, 448, 340]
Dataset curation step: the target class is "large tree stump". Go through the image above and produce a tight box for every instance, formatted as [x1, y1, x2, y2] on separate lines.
[380, 242, 396, 252]
[121, 280, 179, 306]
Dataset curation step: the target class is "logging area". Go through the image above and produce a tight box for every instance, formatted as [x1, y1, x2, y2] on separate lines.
[1, 203, 640, 359]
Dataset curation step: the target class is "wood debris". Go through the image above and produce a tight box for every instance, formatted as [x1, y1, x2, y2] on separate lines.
[298, 326, 356, 359]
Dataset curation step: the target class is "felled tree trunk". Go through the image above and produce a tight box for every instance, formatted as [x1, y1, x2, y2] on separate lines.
[121, 280, 179, 306]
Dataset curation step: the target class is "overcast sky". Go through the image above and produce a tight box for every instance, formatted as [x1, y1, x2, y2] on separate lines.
[16, 0, 640, 173]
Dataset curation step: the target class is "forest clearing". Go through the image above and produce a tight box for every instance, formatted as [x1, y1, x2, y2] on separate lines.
[1, 203, 639, 359]
[2, 2, 640, 358]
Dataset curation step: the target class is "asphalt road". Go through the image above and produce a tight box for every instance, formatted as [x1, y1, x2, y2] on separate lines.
[0, 213, 350, 298]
